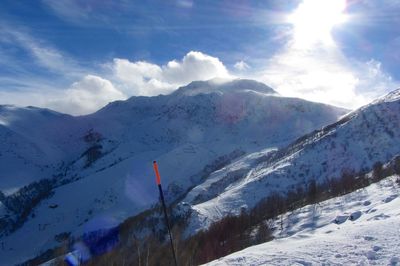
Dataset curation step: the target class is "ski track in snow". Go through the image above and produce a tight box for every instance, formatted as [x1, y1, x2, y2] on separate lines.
[206, 176, 400, 266]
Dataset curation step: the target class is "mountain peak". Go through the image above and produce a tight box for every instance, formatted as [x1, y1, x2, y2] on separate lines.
[173, 78, 277, 96]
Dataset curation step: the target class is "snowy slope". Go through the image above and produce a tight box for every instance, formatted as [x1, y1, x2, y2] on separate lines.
[0, 105, 88, 193]
[0, 79, 347, 265]
[183, 89, 400, 232]
[206, 175, 400, 266]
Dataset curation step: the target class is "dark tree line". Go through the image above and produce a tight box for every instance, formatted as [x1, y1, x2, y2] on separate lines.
[82, 129, 103, 167]
[0, 178, 55, 234]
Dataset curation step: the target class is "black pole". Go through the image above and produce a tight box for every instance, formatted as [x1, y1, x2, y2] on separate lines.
[153, 161, 178, 266]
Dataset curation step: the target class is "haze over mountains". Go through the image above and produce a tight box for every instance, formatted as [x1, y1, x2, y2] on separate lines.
[1, 79, 399, 265]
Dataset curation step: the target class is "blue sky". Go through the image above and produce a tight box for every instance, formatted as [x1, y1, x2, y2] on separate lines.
[0, 0, 399, 114]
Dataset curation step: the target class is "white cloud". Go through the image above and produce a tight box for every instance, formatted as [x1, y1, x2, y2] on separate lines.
[112, 59, 166, 95]
[355, 59, 396, 100]
[0, 25, 111, 115]
[234, 60, 250, 71]
[176, 0, 194, 8]
[61, 51, 230, 113]
[259, 42, 397, 109]
[0, 75, 125, 116]
[47, 75, 125, 115]
[163, 51, 230, 83]
[0, 51, 231, 115]
[260, 44, 357, 107]
[0, 24, 83, 78]
[41, 0, 91, 24]
[111, 51, 231, 96]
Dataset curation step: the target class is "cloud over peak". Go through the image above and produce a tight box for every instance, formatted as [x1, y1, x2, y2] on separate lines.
[164, 51, 230, 83]
[234, 60, 250, 71]
[111, 51, 231, 96]
[0, 51, 232, 115]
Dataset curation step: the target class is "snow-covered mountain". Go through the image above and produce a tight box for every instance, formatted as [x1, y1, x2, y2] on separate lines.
[0, 106, 86, 194]
[0, 79, 347, 265]
[182, 88, 400, 232]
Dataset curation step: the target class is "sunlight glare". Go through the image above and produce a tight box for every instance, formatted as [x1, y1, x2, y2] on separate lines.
[289, 0, 347, 47]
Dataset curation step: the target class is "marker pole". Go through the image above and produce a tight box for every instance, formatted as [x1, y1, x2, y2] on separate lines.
[153, 161, 178, 266]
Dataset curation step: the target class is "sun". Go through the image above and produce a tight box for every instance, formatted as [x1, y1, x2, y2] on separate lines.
[289, 0, 347, 47]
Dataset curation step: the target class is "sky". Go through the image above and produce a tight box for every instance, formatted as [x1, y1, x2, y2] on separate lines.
[0, 0, 399, 115]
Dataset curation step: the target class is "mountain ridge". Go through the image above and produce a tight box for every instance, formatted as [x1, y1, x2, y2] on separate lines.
[0, 79, 348, 265]
[29, 88, 400, 266]
[181, 88, 400, 233]
[172, 78, 277, 97]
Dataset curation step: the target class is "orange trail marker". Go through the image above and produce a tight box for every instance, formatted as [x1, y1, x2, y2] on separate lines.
[153, 160, 161, 185]
[152, 161, 178, 266]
